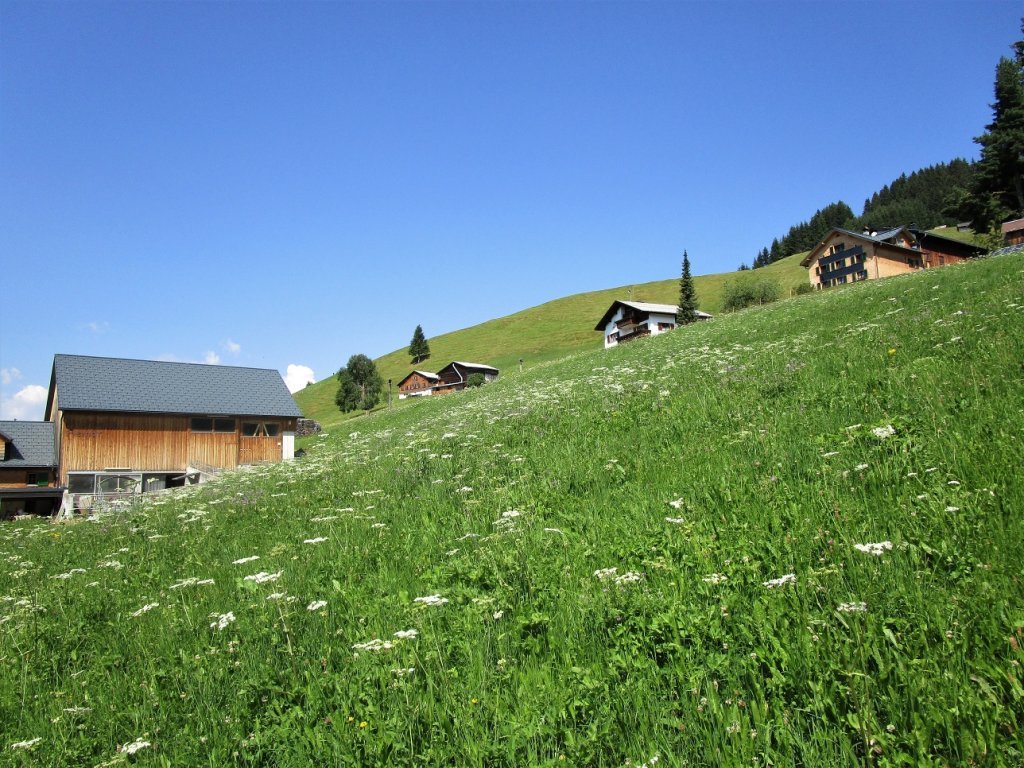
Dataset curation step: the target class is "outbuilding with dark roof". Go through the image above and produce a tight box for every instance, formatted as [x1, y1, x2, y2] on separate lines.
[0, 420, 61, 517]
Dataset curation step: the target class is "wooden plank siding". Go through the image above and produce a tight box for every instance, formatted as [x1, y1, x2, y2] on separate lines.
[56, 412, 296, 484]
[0, 469, 55, 488]
[59, 413, 190, 482]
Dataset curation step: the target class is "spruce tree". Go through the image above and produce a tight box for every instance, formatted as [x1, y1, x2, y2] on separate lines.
[969, 24, 1024, 230]
[408, 325, 431, 364]
[676, 251, 697, 325]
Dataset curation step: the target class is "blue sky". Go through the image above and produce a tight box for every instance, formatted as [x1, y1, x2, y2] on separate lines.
[1, 0, 1018, 419]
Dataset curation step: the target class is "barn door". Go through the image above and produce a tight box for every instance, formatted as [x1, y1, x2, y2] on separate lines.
[239, 422, 281, 464]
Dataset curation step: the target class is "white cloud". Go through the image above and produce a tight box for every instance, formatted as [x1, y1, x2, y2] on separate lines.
[223, 339, 241, 355]
[204, 351, 221, 365]
[0, 384, 48, 421]
[284, 364, 315, 393]
[1, 368, 22, 386]
[84, 321, 110, 334]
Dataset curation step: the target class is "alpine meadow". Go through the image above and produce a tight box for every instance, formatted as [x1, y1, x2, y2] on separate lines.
[3, 253, 1024, 766]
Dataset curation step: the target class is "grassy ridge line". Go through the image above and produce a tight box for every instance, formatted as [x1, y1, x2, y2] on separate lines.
[295, 253, 809, 426]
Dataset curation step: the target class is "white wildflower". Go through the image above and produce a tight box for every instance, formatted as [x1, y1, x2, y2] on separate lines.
[493, 610, 504, 620]
[594, 567, 618, 580]
[614, 571, 643, 586]
[854, 541, 893, 556]
[50, 568, 87, 580]
[307, 600, 327, 612]
[118, 738, 151, 755]
[232, 556, 260, 565]
[414, 594, 449, 606]
[665, 517, 685, 525]
[393, 629, 418, 639]
[456, 486, 473, 493]
[170, 578, 214, 589]
[391, 667, 415, 677]
[352, 638, 394, 652]
[838, 602, 867, 613]
[130, 602, 159, 618]
[821, 451, 839, 458]
[10, 737, 42, 750]
[947, 480, 961, 487]
[303, 537, 328, 544]
[762, 573, 796, 588]
[871, 425, 896, 440]
[244, 571, 282, 584]
[265, 592, 287, 601]
[210, 612, 235, 631]
[854, 463, 869, 472]
[945, 506, 960, 512]
[702, 573, 727, 584]
[668, 498, 685, 509]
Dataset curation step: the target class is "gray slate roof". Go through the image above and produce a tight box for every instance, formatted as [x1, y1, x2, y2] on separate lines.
[0, 421, 56, 468]
[50, 354, 302, 418]
[449, 362, 499, 373]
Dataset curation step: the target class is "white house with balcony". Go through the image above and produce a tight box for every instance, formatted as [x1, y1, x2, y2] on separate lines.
[595, 300, 712, 349]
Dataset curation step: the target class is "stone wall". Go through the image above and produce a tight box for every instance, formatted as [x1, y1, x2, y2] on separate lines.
[296, 418, 322, 437]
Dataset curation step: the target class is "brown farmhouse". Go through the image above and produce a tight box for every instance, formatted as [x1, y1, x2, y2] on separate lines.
[801, 227, 986, 289]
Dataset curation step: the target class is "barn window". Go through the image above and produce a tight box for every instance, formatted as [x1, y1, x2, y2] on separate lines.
[192, 418, 236, 432]
[242, 422, 281, 437]
[97, 473, 142, 494]
[27, 472, 48, 486]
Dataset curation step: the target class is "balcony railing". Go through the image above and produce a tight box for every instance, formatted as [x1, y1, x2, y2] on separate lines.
[617, 328, 651, 343]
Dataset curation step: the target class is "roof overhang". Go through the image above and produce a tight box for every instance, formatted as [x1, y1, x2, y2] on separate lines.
[0, 487, 65, 498]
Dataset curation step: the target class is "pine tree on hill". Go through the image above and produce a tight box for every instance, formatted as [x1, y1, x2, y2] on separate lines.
[677, 251, 697, 325]
[408, 325, 431, 364]
[967, 21, 1024, 231]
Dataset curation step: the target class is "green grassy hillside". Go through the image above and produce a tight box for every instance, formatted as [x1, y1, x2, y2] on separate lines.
[296, 254, 809, 425]
[4, 253, 1022, 765]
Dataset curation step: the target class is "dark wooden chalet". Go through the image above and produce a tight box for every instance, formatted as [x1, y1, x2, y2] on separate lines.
[433, 362, 500, 395]
[397, 370, 440, 399]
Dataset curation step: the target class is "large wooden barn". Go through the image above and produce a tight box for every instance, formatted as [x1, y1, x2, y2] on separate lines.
[44, 354, 302, 502]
